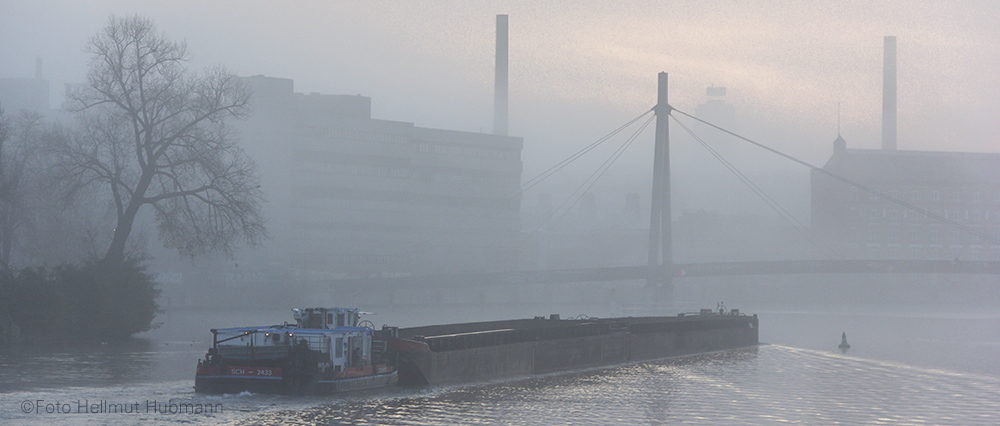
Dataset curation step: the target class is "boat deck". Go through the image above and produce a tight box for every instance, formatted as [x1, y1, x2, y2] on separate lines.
[397, 314, 755, 353]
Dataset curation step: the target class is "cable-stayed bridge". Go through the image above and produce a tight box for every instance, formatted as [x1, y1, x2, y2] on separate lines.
[329, 72, 1000, 294]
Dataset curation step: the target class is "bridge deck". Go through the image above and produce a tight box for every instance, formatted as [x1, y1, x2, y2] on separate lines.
[329, 260, 1000, 289]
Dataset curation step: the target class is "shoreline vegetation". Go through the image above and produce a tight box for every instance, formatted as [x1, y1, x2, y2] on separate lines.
[0, 259, 160, 346]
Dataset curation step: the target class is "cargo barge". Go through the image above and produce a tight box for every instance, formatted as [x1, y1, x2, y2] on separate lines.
[385, 308, 758, 386]
[195, 307, 758, 394]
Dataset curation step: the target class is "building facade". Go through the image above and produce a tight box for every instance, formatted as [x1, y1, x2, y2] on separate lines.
[239, 76, 523, 279]
[811, 136, 1000, 261]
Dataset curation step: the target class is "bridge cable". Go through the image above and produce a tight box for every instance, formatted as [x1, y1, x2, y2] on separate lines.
[404, 108, 656, 266]
[519, 108, 654, 194]
[671, 107, 1000, 246]
[669, 113, 839, 258]
[520, 113, 656, 249]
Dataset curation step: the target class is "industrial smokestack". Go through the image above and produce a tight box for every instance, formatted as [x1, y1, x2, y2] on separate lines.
[493, 14, 509, 136]
[881, 36, 897, 150]
[35, 56, 43, 80]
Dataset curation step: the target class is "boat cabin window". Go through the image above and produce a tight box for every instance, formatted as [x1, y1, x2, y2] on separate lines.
[305, 313, 322, 328]
[327, 313, 334, 327]
[337, 313, 345, 327]
[335, 337, 343, 358]
[348, 336, 363, 366]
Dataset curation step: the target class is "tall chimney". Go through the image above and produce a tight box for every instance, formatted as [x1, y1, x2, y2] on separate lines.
[35, 56, 43, 80]
[493, 14, 509, 136]
[881, 36, 897, 150]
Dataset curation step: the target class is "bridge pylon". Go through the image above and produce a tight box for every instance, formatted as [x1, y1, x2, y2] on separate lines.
[647, 72, 674, 301]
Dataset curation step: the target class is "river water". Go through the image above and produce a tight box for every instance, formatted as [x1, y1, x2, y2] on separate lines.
[2, 304, 999, 425]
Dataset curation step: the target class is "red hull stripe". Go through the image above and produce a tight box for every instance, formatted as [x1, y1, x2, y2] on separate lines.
[197, 375, 283, 380]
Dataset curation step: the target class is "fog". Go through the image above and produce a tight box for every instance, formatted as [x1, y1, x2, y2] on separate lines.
[5, 2, 1000, 153]
[2, 1, 1000, 318]
[5, 5, 1000, 425]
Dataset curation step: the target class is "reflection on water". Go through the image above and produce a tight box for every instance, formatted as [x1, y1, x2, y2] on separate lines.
[236, 349, 758, 426]
[3, 306, 1000, 425]
[241, 346, 1000, 426]
[0, 339, 162, 391]
[2, 344, 1000, 425]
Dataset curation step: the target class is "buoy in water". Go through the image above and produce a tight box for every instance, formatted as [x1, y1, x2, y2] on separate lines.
[838, 331, 851, 352]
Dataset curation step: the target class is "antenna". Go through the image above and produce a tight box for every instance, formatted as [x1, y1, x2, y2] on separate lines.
[493, 14, 509, 136]
[882, 36, 897, 150]
[837, 101, 841, 135]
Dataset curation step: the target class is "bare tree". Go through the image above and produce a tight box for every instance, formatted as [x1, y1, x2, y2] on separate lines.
[0, 108, 10, 270]
[0, 107, 44, 270]
[60, 15, 266, 266]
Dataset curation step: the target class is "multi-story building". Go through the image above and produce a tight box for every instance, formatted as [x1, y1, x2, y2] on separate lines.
[238, 76, 523, 279]
[811, 135, 1000, 260]
[812, 36, 1000, 262]
[0, 58, 49, 115]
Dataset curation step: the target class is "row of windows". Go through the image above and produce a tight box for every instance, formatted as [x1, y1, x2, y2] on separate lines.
[327, 129, 408, 144]
[858, 227, 1000, 244]
[291, 185, 520, 210]
[301, 162, 409, 179]
[286, 219, 520, 240]
[309, 131, 518, 161]
[415, 141, 518, 160]
[289, 247, 520, 271]
[287, 198, 521, 222]
[852, 208, 1000, 225]
[299, 161, 518, 188]
[420, 171, 516, 187]
[853, 187, 1000, 205]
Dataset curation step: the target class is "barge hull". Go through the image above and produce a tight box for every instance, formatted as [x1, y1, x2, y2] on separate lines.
[394, 314, 757, 386]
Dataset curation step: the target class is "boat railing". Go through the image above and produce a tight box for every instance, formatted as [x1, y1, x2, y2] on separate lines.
[217, 344, 289, 359]
[677, 308, 748, 317]
[211, 327, 331, 357]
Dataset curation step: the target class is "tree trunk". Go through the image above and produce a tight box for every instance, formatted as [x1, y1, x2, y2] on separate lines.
[103, 169, 154, 266]
[0, 209, 11, 272]
[103, 204, 139, 266]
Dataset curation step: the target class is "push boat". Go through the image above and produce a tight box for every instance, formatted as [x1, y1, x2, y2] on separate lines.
[194, 307, 397, 395]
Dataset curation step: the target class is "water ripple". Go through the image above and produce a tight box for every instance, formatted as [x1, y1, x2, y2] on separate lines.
[228, 345, 1000, 425]
[4, 345, 999, 425]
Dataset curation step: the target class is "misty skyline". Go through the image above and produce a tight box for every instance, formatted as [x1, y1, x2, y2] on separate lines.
[3, 1, 999, 218]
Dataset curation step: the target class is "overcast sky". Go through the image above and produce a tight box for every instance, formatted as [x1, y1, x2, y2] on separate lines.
[3, 0, 999, 209]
